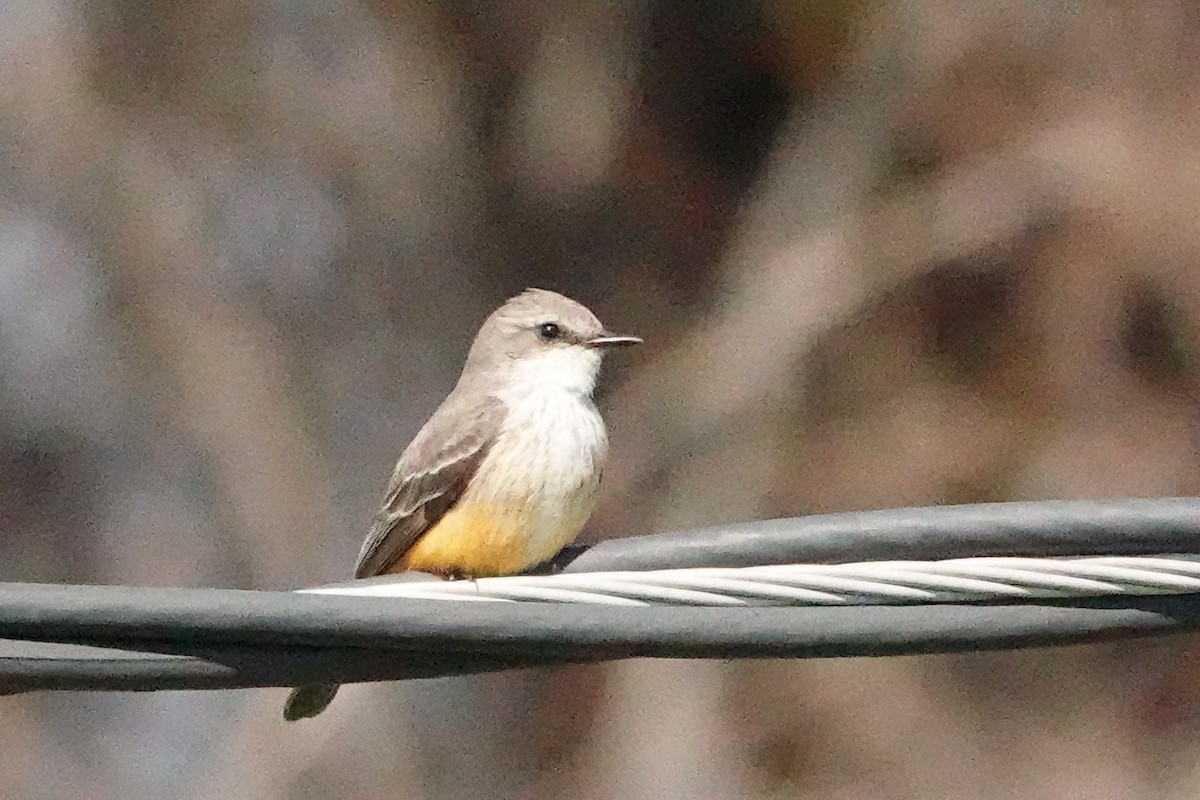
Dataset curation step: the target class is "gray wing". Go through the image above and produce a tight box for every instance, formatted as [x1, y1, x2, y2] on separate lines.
[353, 393, 506, 578]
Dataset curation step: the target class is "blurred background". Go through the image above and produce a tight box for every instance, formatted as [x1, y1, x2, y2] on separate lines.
[3, 0, 1200, 797]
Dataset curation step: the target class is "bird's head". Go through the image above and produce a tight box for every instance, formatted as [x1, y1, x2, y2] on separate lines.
[464, 288, 641, 397]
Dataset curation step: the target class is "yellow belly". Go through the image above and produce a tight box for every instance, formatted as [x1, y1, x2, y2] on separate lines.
[388, 388, 605, 578]
[390, 502, 550, 577]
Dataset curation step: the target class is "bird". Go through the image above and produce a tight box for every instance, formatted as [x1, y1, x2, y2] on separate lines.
[283, 288, 641, 720]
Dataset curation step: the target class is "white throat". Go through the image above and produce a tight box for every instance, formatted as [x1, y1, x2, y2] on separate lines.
[502, 345, 602, 399]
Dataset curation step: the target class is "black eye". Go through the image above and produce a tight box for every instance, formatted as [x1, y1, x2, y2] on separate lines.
[536, 322, 562, 341]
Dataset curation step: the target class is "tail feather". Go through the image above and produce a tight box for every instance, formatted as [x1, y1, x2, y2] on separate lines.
[283, 683, 340, 721]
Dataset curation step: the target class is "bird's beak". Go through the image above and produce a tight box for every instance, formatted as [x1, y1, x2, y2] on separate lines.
[587, 332, 642, 348]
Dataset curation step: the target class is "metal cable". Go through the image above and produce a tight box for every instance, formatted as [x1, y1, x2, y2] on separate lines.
[1, 498, 1199, 693]
[302, 555, 1200, 606]
[542, 498, 1200, 571]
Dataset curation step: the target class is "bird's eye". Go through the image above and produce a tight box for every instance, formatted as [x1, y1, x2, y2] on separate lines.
[536, 322, 562, 342]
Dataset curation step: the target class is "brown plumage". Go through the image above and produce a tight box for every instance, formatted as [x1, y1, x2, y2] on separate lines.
[283, 289, 639, 721]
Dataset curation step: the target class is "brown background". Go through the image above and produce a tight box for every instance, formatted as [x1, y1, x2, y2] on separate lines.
[3, 1, 1200, 798]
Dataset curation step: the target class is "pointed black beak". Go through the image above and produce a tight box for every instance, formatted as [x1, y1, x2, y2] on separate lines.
[587, 332, 642, 348]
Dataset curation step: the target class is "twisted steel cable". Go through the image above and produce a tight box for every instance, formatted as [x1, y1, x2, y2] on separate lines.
[303, 555, 1200, 606]
[2, 498, 1200, 694]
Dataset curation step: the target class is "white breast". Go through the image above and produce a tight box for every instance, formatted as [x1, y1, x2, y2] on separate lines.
[471, 348, 609, 564]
